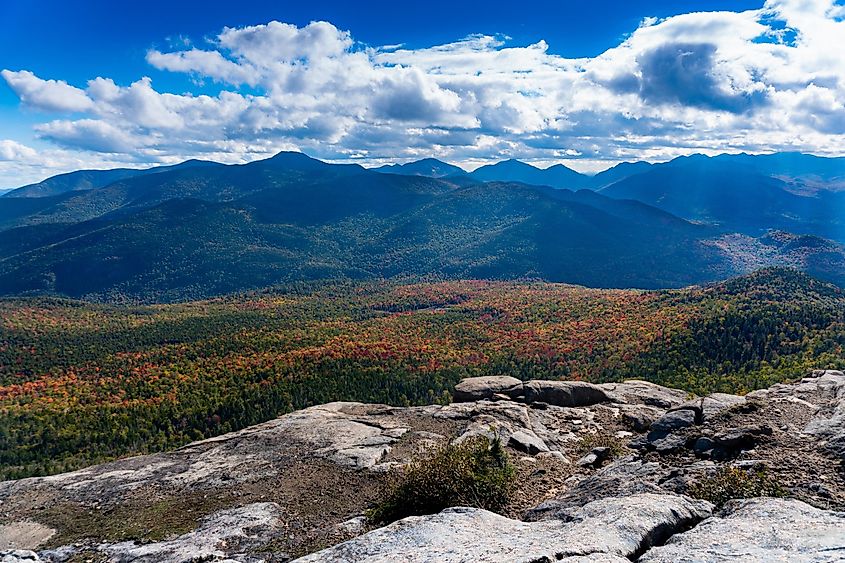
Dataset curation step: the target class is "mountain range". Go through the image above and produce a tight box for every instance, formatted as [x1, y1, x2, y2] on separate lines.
[1, 151, 844, 302]
[370, 157, 655, 190]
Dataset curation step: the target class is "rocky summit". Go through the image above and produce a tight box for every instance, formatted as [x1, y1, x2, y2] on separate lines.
[2, 371, 845, 562]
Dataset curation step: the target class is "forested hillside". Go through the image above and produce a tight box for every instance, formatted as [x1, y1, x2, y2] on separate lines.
[3, 152, 845, 301]
[1, 268, 843, 479]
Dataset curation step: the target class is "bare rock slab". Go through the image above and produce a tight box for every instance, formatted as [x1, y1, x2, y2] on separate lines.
[102, 502, 285, 563]
[0, 523, 55, 551]
[293, 493, 711, 562]
[0, 551, 41, 563]
[640, 497, 845, 562]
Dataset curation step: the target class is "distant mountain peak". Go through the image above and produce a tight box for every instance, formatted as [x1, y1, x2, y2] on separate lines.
[266, 151, 317, 163]
[469, 158, 587, 189]
[495, 158, 536, 168]
[373, 158, 466, 178]
[171, 158, 218, 168]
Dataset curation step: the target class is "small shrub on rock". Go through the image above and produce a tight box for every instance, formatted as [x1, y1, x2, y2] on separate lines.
[688, 466, 785, 507]
[368, 436, 515, 524]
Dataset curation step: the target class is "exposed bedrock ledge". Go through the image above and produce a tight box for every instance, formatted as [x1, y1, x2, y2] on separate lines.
[293, 493, 711, 563]
[3, 371, 845, 562]
[639, 497, 845, 562]
[100, 503, 286, 563]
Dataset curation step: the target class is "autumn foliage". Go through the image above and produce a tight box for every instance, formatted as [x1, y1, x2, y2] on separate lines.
[1, 269, 843, 478]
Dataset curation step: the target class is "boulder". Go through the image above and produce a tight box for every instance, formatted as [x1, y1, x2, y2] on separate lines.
[577, 447, 612, 468]
[517, 381, 612, 407]
[640, 498, 845, 562]
[709, 425, 772, 460]
[452, 376, 522, 402]
[651, 409, 697, 433]
[692, 436, 715, 455]
[599, 380, 691, 409]
[619, 404, 664, 432]
[647, 409, 697, 446]
[651, 433, 689, 454]
[700, 393, 746, 421]
[508, 430, 550, 455]
[294, 494, 711, 563]
[669, 394, 745, 425]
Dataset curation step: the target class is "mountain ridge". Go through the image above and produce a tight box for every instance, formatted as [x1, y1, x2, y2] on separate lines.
[468, 158, 590, 189]
[598, 158, 845, 242]
[9, 150, 845, 200]
[2, 159, 222, 199]
[373, 158, 467, 178]
[1, 151, 845, 302]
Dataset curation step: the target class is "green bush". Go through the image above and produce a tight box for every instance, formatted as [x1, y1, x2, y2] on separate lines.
[688, 466, 785, 507]
[368, 436, 516, 524]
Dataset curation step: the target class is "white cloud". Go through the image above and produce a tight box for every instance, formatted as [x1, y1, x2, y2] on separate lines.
[146, 48, 259, 86]
[36, 119, 141, 153]
[1, 70, 94, 112]
[0, 139, 38, 161]
[3, 0, 845, 185]
[218, 20, 353, 66]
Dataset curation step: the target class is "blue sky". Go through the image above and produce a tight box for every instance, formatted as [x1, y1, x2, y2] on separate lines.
[1, 0, 844, 187]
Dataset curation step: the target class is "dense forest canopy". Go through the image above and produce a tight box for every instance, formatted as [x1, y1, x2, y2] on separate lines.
[1, 268, 843, 479]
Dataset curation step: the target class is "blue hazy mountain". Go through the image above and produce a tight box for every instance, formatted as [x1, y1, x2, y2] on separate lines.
[374, 158, 466, 178]
[599, 154, 845, 242]
[3, 159, 221, 199]
[468, 159, 591, 189]
[1, 151, 843, 301]
[587, 161, 655, 189]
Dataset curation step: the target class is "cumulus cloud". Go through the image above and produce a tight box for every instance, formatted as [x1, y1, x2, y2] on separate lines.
[633, 42, 769, 113]
[2, 0, 845, 186]
[1, 70, 94, 112]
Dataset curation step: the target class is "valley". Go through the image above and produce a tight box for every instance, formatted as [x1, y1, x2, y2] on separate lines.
[2, 268, 844, 480]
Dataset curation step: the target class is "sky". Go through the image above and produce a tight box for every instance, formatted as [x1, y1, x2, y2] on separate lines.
[1, 0, 845, 187]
